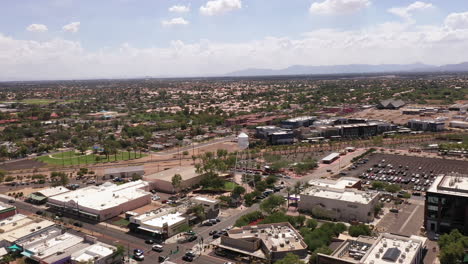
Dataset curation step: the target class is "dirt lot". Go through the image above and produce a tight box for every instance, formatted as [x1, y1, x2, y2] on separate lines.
[346, 153, 468, 192]
[0, 159, 46, 171]
[348, 105, 463, 126]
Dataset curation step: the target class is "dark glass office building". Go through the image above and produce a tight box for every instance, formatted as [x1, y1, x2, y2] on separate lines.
[425, 174, 468, 235]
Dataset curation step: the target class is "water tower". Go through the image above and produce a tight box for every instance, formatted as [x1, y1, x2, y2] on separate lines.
[237, 132, 249, 150]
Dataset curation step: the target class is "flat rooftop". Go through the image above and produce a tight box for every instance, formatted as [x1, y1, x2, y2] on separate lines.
[192, 196, 219, 205]
[284, 116, 315, 122]
[144, 166, 199, 182]
[72, 243, 115, 263]
[361, 234, 426, 264]
[104, 165, 144, 175]
[18, 227, 86, 260]
[308, 177, 360, 190]
[301, 187, 377, 204]
[0, 215, 55, 242]
[142, 212, 186, 228]
[36, 186, 70, 197]
[48, 180, 149, 211]
[227, 222, 307, 253]
[428, 174, 468, 197]
[0, 201, 15, 211]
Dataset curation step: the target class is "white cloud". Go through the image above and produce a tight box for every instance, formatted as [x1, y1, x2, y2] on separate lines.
[169, 4, 190, 13]
[200, 0, 241, 16]
[388, 1, 434, 21]
[309, 0, 370, 15]
[3, 13, 468, 80]
[26, 24, 48, 33]
[62, 22, 80, 33]
[161, 17, 190, 27]
[445, 12, 468, 30]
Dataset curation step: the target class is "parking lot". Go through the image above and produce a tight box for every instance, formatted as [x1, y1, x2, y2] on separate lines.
[346, 153, 468, 193]
[376, 198, 425, 235]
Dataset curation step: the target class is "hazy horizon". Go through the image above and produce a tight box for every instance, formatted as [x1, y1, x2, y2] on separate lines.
[2, 0, 468, 81]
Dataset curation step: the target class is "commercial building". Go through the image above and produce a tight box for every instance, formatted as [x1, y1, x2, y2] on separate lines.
[103, 166, 145, 179]
[449, 121, 468, 129]
[337, 123, 378, 138]
[214, 222, 307, 262]
[317, 233, 426, 264]
[47, 180, 151, 221]
[322, 153, 340, 164]
[71, 242, 116, 264]
[17, 226, 116, 264]
[27, 186, 70, 205]
[425, 174, 468, 235]
[0, 201, 16, 220]
[448, 104, 468, 112]
[377, 99, 405, 109]
[269, 131, 295, 145]
[144, 166, 202, 193]
[255, 126, 282, 139]
[0, 214, 55, 247]
[299, 187, 379, 223]
[129, 209, 188, 239]
[308, 177, 362, 190]
[407, 119, 445, 132]
[192, 196, 220, 219]
[280, 116, 316, 129]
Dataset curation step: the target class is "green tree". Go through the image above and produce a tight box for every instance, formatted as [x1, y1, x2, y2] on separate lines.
[260, 194, 286, 214]
[113, 244, 125, 258]
[232, 185, 246, 196]
[171, 173, 183, 192]
[274, 253, 305, 264]
[385, 184, 401, 193]
[349, 224, 371, 237]
[306, 219, 318, 229]
[190, 204, 206, 221]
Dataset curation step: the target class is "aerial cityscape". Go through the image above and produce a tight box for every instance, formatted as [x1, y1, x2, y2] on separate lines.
[1, 1, 468, 264]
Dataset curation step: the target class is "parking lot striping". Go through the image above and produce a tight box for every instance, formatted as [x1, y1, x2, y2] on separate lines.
[399, 204, 421, 233]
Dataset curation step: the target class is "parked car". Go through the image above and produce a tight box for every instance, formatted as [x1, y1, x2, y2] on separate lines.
[187, 235, 197, 242]
[182, 255, 194, 262]
[152, 244, 163, 252]
[145, 239, 155, 244]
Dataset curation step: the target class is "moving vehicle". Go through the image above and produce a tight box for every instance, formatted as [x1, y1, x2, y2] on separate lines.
[133, 249, 144, 261]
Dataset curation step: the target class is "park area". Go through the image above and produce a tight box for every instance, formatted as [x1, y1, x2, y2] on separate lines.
[36, 150, 147, 166]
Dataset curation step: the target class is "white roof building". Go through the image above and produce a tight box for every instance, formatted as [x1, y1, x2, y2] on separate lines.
[130, 209, 188, 238]
[299, 187, 379, 223]
[47, 180, 151, 221]
[308, 177, 361, 190]
[71, 242, 116, 264]
[361, 233, 427, 264]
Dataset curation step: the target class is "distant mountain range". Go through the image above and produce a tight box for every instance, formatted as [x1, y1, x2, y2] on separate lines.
[225, 62, 468, 77]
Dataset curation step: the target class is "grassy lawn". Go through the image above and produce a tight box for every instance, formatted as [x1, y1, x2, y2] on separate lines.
[37, 150, 147, 166]
[224, 181, 238, 191]
[113, 218, 130, 227]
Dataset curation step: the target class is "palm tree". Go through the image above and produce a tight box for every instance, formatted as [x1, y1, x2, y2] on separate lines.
[285, 186, 292, 208]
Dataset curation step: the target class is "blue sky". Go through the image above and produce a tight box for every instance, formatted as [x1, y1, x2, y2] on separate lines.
[1, 0, 468, 80]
